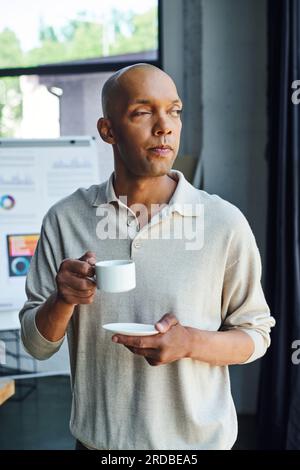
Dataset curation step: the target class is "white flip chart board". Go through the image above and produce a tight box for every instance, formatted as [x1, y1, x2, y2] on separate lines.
[0, 137, 100, 311]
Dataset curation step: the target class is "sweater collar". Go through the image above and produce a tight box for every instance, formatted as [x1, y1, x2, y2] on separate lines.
[92, 169, 202, 217]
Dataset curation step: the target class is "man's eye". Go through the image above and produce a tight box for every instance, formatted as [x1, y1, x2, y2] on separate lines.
[170, 109, 183, 116]
[134, 111, 151, 116]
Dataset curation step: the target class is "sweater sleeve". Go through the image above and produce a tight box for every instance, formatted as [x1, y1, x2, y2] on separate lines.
[220, 212, 276, 364]
[19, 211, 65, 360]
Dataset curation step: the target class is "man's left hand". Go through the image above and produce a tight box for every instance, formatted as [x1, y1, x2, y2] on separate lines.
[112, 313, 192, 366]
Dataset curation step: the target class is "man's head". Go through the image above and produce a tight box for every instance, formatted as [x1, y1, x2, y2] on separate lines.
[97, 63, 183, 178]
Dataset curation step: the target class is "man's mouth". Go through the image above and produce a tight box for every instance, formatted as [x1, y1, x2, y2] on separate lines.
[148, 145, 173, 156]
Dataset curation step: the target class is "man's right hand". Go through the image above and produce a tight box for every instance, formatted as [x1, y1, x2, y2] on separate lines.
[55, 251, 97, 306]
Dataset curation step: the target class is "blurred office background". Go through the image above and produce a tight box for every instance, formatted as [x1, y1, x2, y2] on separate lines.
[0, 0, 299, 450]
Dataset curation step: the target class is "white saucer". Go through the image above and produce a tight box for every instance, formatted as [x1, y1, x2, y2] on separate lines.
[102, 323, 159, 336]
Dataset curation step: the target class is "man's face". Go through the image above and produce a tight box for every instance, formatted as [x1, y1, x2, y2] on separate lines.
[108, 68, 183, 177]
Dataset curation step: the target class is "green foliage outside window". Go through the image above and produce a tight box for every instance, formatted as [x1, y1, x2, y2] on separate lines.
[0, 7, 157, 69]
[0, 7, 157, 137]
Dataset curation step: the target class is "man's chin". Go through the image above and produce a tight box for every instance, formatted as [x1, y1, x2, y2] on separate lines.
[143, 159, 175, 177]
[145, 167, 172, 177]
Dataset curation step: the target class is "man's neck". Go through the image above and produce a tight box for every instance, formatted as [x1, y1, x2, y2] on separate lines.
[112, 171, 178, 227]
[113, 172, 177, 209]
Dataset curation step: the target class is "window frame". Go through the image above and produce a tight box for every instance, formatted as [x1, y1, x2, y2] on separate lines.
[0, 0, 162, 77]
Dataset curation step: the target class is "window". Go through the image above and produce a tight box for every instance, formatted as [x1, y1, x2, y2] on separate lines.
[0, 0, 161, 147]
[0, 0, 161, 76]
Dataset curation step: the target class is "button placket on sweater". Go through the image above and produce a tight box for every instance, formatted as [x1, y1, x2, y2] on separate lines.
[130, 207, 173, 257]
[126, 215, 139, 239]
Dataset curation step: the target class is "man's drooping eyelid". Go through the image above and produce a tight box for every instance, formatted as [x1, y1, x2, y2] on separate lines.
[129, 98, 182, 106]
[128, 102, 151, 113]
[131, 104, 183, 112]
[132, 108, 182, 117]
[128, 99, 183, 115]
[131, 106, 151, 115]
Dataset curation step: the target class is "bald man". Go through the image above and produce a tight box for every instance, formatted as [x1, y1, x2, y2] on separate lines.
[19, 63, 275, 450]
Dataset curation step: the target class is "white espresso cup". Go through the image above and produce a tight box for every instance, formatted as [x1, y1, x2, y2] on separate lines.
[92, 259, 136, 293]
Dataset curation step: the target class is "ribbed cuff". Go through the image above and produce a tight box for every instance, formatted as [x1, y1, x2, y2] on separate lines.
[238, 328, 267, 364]
[21, 307, 65, 360]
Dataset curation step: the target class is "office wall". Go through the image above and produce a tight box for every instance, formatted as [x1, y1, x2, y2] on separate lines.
[162, 0, 202, 160]
[201, 0, 268, 414]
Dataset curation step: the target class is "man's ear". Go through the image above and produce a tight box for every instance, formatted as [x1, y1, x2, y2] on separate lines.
[97, 117, 116, 144]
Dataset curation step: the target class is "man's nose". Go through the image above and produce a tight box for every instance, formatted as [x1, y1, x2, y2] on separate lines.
[154, 127, 172, 136]
[153, 117, 172, 136]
